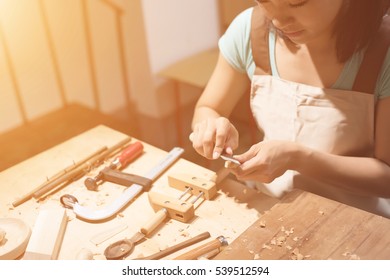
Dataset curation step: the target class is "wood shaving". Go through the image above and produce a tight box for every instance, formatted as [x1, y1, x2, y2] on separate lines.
[342, 252, 360, 260]
[318, 211, 325, 215]
[259, 221, 266, 228]
[254, 253, 261, 260]
[262, 244, 272, 250]
[276, 236, 286, 246]
[0, 228, 6, 245]
[291, 248, 304, 260]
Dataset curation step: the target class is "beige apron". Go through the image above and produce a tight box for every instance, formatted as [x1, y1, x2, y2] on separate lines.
[249, 6, 390, 217]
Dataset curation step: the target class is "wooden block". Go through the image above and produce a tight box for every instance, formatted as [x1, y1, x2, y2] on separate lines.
[23, 207, 68, 260]
[148, 192, 195, 223]
[168, 173, 217, 200]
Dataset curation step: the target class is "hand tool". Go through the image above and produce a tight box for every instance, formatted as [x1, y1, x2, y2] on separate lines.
[60, 147, 184, 222]
[220, 153, 241, 168]
[12, 146, 108, 207]
[173, 235, 228, 260]
[103, 173, 220, 260]
[134, 231, 211, 260]
[84, 141, 150, 191]
[31, 137, 132, 200]
[103, 189, 197, 260]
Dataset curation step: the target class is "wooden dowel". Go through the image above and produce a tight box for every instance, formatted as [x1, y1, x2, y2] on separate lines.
[12, 136, 132, 206]
[136, 232, 211, 260]
[12, 146, 107, 207]
[33, 136, 132, 199]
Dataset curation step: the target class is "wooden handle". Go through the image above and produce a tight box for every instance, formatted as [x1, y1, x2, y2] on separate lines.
[174, 236, 228, 260]
[138, 232, 211, 260]
[32, 137, 132, 199]
[140, 209, 168, 236]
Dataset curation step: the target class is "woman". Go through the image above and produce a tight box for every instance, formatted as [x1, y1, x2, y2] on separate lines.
[190, 0, 390, 217]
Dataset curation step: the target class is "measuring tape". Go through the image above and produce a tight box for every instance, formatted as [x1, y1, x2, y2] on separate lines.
[60, 147, 184, 221]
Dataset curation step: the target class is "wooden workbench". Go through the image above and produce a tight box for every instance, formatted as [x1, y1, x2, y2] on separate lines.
[1, 125, 390, 260]
[0, 125, 277, 260]
[214, 189, 390, 260]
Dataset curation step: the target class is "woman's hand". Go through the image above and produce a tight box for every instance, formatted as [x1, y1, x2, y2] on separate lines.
[230, 140, 299, 183]
[190, 117, 239, 160]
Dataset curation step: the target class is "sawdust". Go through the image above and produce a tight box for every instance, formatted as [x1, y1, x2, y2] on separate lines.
[260, 224, 310, 260]
[342, 252, 360, 260]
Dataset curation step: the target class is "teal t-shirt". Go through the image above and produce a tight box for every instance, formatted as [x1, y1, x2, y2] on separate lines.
[219, 8, 390, 100]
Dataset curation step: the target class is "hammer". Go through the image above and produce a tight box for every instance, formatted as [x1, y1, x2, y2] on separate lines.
[84, 141, 152, 191]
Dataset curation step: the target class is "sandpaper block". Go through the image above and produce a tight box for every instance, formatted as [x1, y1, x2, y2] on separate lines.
[23, 207, 68, 260]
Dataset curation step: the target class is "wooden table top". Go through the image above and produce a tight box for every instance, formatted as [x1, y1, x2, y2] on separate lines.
[214, 188, 390, 260]
[1, 125, 389, 260]
[0, 125, 275, 260]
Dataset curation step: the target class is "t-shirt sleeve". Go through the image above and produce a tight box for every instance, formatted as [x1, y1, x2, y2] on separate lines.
[218, 8, 253, 74]
[376, 49, 390, 99]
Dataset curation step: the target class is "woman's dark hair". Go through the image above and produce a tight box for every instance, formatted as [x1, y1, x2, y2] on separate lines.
[334, 0, 390, 63]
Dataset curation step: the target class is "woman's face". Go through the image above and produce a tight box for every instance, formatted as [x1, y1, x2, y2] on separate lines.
[256, 0, 345, 44]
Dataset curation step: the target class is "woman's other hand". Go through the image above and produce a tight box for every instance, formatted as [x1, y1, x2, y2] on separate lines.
[231, 140, 299, 183]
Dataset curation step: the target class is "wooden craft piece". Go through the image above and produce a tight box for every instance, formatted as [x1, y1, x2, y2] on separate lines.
[0, 218, 31, 260]
[23, 207, 68, 260]
[148, 191, 194, 223]
[168, 173, 217, 200]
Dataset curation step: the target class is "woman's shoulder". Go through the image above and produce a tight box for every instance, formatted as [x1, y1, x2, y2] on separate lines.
[218, 7, 255, 73]
[225, 7, 253, 37]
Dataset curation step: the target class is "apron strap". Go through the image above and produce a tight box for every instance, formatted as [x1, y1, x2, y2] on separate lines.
[353, 15, 390, 94]
[250, 5, 271, 75]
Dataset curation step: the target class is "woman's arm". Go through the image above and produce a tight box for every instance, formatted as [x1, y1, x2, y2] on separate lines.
[191, 53, 250, 159]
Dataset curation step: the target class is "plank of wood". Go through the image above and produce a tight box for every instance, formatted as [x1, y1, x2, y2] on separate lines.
[214, 189, 390, 260]
[23, 207, 68, 260]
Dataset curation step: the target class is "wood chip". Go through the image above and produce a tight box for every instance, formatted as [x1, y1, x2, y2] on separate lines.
[0, 228, 6, 245]
[262, 244, 272, 250]
[276, 236, 286, 246]
[291, 248, 304, 260]
[259, 221, 266, 228]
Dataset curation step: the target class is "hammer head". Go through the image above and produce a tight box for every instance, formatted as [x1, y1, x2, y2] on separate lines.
[84, 177, 99, 191]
